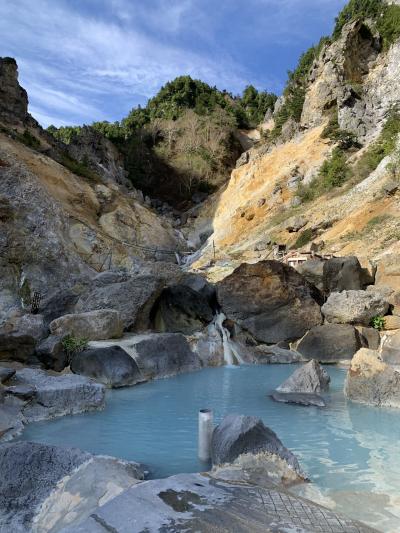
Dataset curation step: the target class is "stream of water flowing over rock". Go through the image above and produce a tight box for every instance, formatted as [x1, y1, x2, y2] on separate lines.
[214, 312, 244, 365]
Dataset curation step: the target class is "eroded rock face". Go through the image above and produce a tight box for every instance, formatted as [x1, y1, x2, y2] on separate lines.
[132, 333, 201, 379]
[36, 335, 68, 372]
[296, 324, 362, 362]
[323, 256, 365, 293]
[322, 290, 389, 326]
[74, 276, 165, 331]
[276, 360, 330, 394]
[210, 414, 305, 484]
[0, 311, 47, 363]
[71, 346, 145, 388]
[345, 348, 400, 408]
[0, 58, 28, 124]
[151, 284, 214, 335]
[50, 309, 123, 341]
[0, 441, 144, 533]
[217, 261, 322, 344]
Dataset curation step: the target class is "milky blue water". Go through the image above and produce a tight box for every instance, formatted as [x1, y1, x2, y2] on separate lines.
[20, 365, 400, 531]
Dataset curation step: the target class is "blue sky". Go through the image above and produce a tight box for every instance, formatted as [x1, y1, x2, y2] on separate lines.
[0, 0, 347, 127]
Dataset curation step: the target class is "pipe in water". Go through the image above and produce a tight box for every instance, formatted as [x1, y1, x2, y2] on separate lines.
[198, 408, 214, 462]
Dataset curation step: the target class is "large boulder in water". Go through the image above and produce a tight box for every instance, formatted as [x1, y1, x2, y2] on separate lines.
[49, 309, 123, 341]
[345, 348, 400, 408]
[0, 441, 144, 533]
[321, 290, 389, 326]
[210, 414, 306, 484]
[216, 261, 322, 344]
[71, 346, 145, 388]
[296, 324, 362, 362]
[276, 360, 330, 393]
[132, 333, 201, 379]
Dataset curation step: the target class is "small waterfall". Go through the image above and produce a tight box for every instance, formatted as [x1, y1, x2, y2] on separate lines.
[214, 312, 244, 366]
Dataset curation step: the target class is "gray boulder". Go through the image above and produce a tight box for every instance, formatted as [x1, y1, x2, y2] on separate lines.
[36, 334, 68, 371]
[381, 330, 400, 365]
[276, 360, 330, 393]
[296, 259, 324, 291]
[0, 441, 143, 533]
[133, 333, 201, 380]
[296, 324, 362, 362]
[151, 284, 214, 334]
[0, 405, 24, 441]
[74, 276, 164, 330]
[345, 348, 400, 408]
[50, 309, 123, 341]
[0, 367, 15, 384]
[211, 414, 304, 480]
[5, 368, 105, 422]
[323, 256, 364, 292]
[0, 312, 47, 363]
[322, 290, 389, 325]
[358, 326, 381, 350]
[71, 346, 145, 388]
[253, 344, 304, 364]
[217, 261, 322, 344]
[271, 391, 326, 407]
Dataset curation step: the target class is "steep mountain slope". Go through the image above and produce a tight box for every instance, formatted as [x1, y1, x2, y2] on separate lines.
[189, 7, 400, 279]
[0, 59, 184, 316]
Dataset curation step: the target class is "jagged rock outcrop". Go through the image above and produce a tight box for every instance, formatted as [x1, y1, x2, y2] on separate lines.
[0, 441, 144, 533]
[0, 58, 29, 125]
[321, 290, 389, 325]
[345, 347, 400, 408]
[217, 261, 322, 344]
[276, 360, 330, 394]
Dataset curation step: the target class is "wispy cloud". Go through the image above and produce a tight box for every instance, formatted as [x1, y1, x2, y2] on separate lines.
[0, 0, 346, 127]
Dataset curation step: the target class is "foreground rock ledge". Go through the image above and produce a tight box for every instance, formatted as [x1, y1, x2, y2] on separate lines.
[61, 472, 377, 533]
[0, 441, 143, 533]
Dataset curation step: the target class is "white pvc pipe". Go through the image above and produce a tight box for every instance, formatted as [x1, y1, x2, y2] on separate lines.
[198, 409, 214, 462]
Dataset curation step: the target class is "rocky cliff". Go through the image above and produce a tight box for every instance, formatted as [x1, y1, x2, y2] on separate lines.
[188, 16, 400, 280]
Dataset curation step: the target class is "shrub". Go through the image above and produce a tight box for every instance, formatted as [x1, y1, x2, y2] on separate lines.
[293, 228, 313, 249]
[62, 335, 88, 359]
[17, 129, 40, 150]
[321, 112, 359, 149]
[370, 315, 385, 330]
[352, 110, 400, 183]
[59, 154, 100, 182]
[333, 0, 400, 49]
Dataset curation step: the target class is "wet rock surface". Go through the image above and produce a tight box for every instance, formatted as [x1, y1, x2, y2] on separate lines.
[210, 414, 304, 480]
[61, 472, 377, 533]
[133, 333, 201, 380]
[71, 346, 146, 388]
[3, 367, 105, 423]
[271, 391, 326, 407]
[0, 441, 144, 533]
[217, 261, 322, 344]
[277, 360, 330, 394]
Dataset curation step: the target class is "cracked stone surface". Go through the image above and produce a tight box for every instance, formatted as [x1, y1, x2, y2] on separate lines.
[61, 473, 377, 533]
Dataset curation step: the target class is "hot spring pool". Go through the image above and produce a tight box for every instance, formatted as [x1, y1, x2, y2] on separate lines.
[19, 365, 400, 532]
